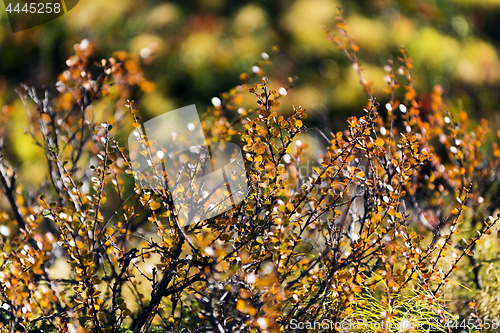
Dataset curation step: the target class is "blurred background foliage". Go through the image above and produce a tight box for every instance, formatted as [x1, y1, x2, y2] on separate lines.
[2, 0, 500, 187]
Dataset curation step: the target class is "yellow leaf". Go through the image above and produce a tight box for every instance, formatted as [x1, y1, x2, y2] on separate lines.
[40, 299, 49, 308]
[372, 214, 382, 223]
[150, 201, 161, 211]
[375, 137, 384, 147]
[236, 299, 245, 311]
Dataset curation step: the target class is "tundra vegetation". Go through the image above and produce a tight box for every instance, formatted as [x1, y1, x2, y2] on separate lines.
[1, 12, 500, 333]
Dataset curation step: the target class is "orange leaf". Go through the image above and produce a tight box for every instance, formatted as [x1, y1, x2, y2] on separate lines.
[236, 299, 245, 311]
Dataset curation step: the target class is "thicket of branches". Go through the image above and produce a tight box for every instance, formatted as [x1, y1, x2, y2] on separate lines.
[1, 14, 500, 333]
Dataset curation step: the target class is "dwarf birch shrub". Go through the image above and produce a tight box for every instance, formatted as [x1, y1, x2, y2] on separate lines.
[1, 14, 500, 333]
